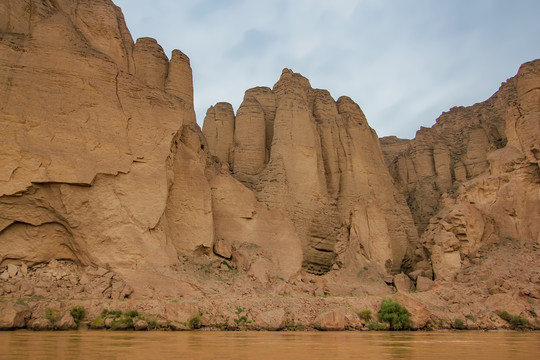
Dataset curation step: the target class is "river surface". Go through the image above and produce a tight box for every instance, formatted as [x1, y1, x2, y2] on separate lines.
[0, 331, 539, 359]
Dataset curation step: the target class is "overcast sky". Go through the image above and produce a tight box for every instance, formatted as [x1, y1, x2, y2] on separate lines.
[115, 0, 540, 139]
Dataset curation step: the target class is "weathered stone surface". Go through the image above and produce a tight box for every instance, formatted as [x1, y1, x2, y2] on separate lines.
[202, 102, 235, 165]
[394, 273, 415, 292]
[213, 237, 233, 259]
[383, 59, 540, 281]
[416, 276, 434, 292]
[232, 96, 267, 175]
[165, 49, 194, 117]
[0, 1, 538, 331]
[7, 264, 18, 277]
[204, 68, 418, 276]
[256, 308, 286, 330]
[0, 303, 30, 329]
[134, 319, 148, 331]
[133, 37, 169, 89]
[315, 308, 346, 331]
[57, 313, 77, 330]
[210, 172, 303, 279]
[0, 0, 193, 284]
[165, 301, 200, 323]
[28, 318, 51, 331]
[393, 292, 431, 329]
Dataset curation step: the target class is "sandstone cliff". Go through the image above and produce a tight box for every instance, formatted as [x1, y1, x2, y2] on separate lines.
[0, 0, 210, 298]
[1, 0, 539, 332]
[203, 70, 418, 276]
[381, 59, 540, 281]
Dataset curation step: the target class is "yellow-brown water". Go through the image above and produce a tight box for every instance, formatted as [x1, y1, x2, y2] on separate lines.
[1, 331, 539, 359]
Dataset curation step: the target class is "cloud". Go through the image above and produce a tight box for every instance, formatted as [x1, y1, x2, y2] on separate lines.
[115, 0, 540, 139]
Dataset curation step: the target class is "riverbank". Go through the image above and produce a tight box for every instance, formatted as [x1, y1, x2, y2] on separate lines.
[1, 292, 538, 332]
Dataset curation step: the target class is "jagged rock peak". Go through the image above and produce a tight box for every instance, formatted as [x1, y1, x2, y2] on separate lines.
[203, 69, 418, 275]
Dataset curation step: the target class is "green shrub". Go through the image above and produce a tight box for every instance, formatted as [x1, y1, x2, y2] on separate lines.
[498, 310, 528, 328]
[509, 316, 528, 327]
[499, 310, 512, 322]
[70, 305, 86, 324]
[108, 310, 123, 318]
[187, 314, 202, 329]
[45, 308, 60, 323]
[126, 310, 139, 318]
[453, 318, 466, 330]
[358, 309, 372, 322]
[377, 299, 410, 330]
[110, 316, 133, 330]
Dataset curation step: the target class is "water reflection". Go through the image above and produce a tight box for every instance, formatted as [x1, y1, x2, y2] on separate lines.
[0, 331, 539, 360]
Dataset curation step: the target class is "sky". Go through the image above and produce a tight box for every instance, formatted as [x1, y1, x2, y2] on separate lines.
[114, 0, 540, 139]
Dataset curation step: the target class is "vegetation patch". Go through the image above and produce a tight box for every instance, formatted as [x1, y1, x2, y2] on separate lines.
[187, 313, 202, 329]
[498, 310, 528, 328]
[70, 305, 86, 325]
[233, 306, 251, 327]
[453, 318, 466, 330]
[377, 299, 410, 330]
[45, 307, 60, 330]
[357, 309, 372, 322]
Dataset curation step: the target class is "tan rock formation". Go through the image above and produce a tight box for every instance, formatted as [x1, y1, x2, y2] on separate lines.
[1, 0, 538, 331]
[0, 0, 208, 295]
[0, 303, 31, 330]
[382, 59, 540, 281]
[0, 0, 305, 297]
[133, 37, 169, 89]
[203, 69, 418, 275]
[202, 102, 235, 165]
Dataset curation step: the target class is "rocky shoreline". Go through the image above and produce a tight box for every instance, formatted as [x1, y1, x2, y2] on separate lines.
[1, 294, 538, 332]
[2, 254, 539, 332]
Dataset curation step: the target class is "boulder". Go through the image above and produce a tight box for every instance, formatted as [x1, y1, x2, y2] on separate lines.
[256, 308, 286, 330]
[57, 313, 77, 330]
[315, 308, 346, 331]
[213, 237, 233, 259]
[416, 276, 434, 292]
[394, 273, 415, 292]
[393, 292, 431, 329]
[7, 264, 18, 277]
[134, 319, 148, 331]
[0, 303, 31, 329]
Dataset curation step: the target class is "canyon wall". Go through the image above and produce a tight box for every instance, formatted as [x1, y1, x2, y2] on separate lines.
[381, 59, 540, 280]
[1, 0, 538, 311]
[203, 70, 419, 276]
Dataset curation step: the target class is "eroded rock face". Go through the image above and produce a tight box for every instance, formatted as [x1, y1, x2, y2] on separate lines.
[203, 69, 418, 275]
[0, 0, 305, 296]
[0, 0, 199, 279]
[381, 59, 540, 281]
